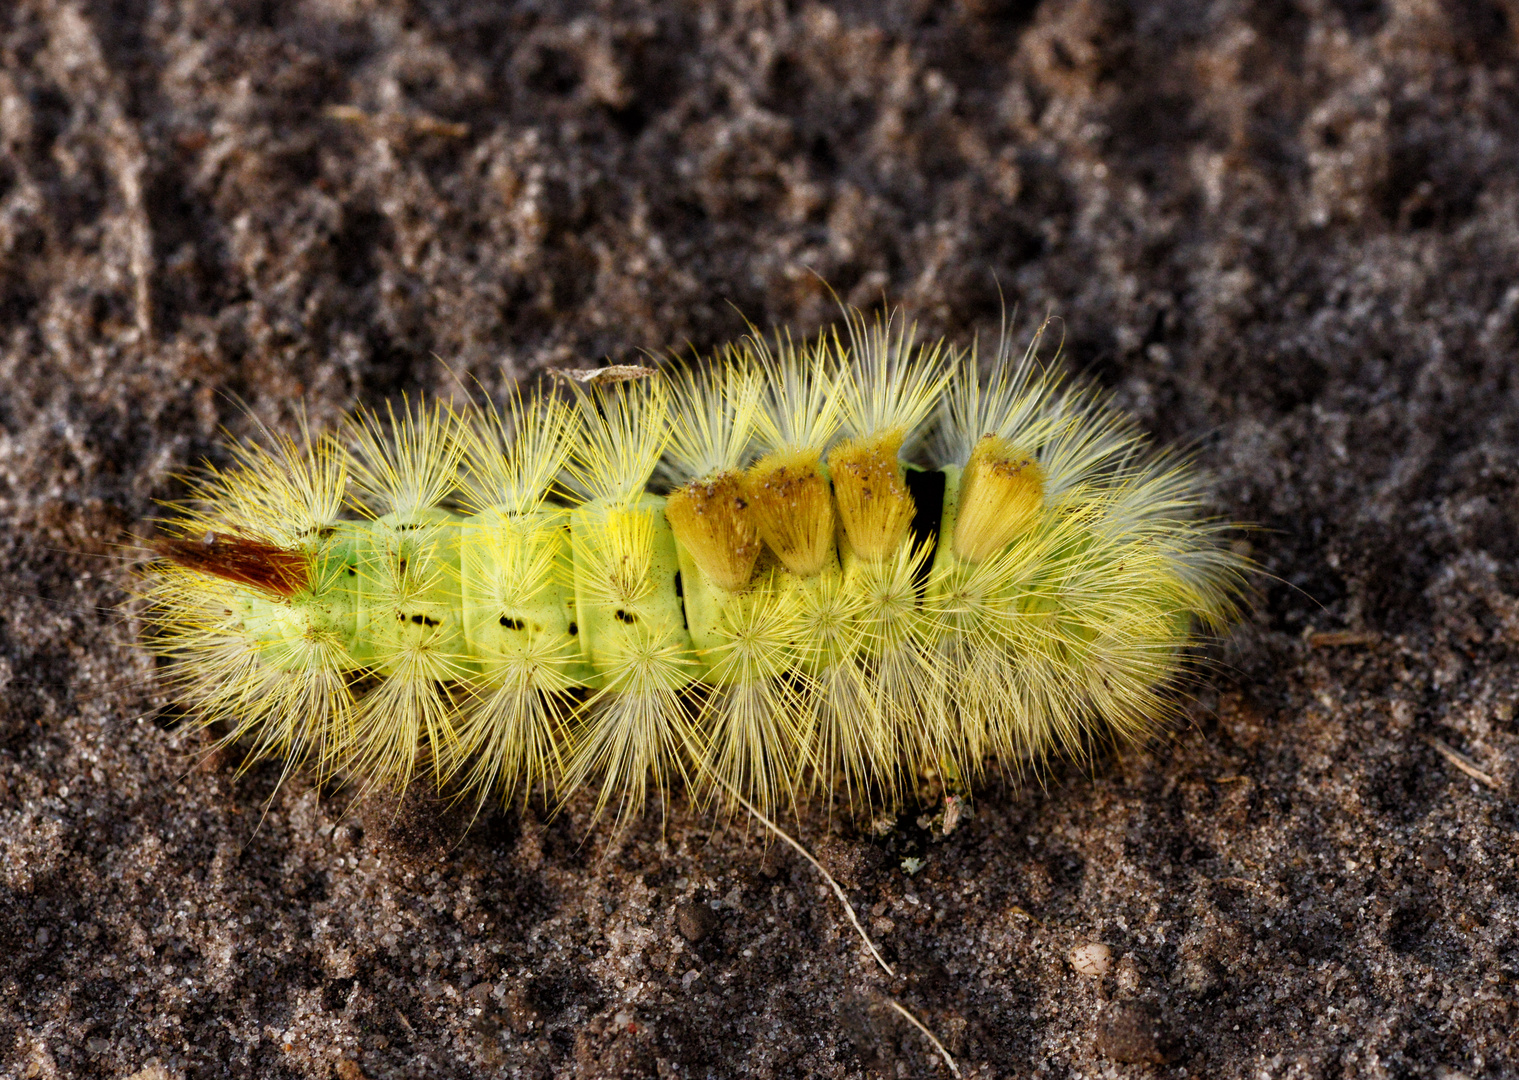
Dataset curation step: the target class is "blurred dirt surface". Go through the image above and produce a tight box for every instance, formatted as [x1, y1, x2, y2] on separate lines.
[2, 0, 1518, 1077]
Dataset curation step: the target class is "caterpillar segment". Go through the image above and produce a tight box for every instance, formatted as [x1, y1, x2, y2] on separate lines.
[143, 311, 1249, 822]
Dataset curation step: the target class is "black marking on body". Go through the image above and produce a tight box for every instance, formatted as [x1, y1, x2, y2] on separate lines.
[904, 467, 947, 594]
[674, 571, 689, 631]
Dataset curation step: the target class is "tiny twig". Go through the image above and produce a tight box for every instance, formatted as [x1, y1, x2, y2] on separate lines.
[548, 364, 658, 387]
[1007, 904, 1043, 926]
[323, 104, 470, 138]
[1212, 876, 1262, 890]
[887, 999, 962, 1078]
[1305, 629, 1380, 648]
[702, 780, 969, 1072]
[1423, 735, 1502, 791]
[720, 783, 894, 977]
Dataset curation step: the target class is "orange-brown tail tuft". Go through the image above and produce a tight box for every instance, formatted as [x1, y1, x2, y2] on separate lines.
[153, 534, 311, 597]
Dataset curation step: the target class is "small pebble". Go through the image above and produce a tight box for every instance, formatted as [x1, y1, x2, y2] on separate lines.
[1114, 953, 1142, 993]
[1069, 942, 1112, 977]
[1179, 955, 1218, 995]
[1418, 841, 1449, 872]
[676, 900, 719, 943]
[501, 984, 539, 1034]
[1095, 1001, 1170, 1064]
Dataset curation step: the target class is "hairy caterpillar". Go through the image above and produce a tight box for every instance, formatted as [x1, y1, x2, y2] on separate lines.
[144, 310, 1248, 826]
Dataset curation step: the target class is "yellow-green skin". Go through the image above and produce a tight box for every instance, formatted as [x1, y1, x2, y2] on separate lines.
[239, 496, 710, 687]
[234, 473, 1199, 692]
[570, 494, 696, 688]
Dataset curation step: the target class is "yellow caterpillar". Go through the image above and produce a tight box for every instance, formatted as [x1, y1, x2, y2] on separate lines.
[144, 310, 1248, 825]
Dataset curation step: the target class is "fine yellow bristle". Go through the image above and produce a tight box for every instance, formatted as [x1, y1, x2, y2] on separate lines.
[562, 630, 699, 829]
[933, 318, 1060, 469]
[574, 503, 657, 609]
[802, 660, 885, 812]
[952, 435, 1046, 562]
[345, 515, 473, 790]
[697, 583, 810, 816]
[665, 473, 762, 591]
[835, 308, 951, 447]
[847, 540, 944, 798]
[170, 413, 347, 550]
[828, 431, 915, 562]
[660, 359, 764, 590]
[347, 397, 464, 518]
[746, 329, 841, 455]
[346, 663, 462, 792]
[452, 676, 572, 811]
[744, 449, 837, 577]
[567, 377, 669, 505]
[448, 514, 579, 807]
[460, 390, 575, 514]
[1034, 384, 1142, 501]
[144, 569, 357, 782]
[824, 309, 949, 563]
[661, 351, 762, 483]
[787, 569, 889, 811]
[740, 326, 842, 577]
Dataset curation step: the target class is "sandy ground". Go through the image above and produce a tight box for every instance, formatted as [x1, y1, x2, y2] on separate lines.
[2, 0, 1517, 1077]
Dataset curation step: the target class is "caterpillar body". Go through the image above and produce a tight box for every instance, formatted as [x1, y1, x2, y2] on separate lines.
[145, 312, 1247, 824]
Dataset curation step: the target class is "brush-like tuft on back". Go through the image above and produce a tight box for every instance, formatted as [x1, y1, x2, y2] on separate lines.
[952, 436, 1046, 562]
[745, 331, 841, 577]
[829, 310, 950, 561]
[662, 356, 765, 591]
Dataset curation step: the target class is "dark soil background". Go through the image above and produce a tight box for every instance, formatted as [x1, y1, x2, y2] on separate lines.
[2, 0, 1518, 1076]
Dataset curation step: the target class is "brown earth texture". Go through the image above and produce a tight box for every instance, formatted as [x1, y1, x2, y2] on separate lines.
[3, 0, 1519, 1077]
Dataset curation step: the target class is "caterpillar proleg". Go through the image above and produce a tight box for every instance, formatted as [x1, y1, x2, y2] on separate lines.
[145, 310, 1248, 824]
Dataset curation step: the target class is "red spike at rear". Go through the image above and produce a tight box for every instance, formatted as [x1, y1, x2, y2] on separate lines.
[154, 534, 311, 597]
